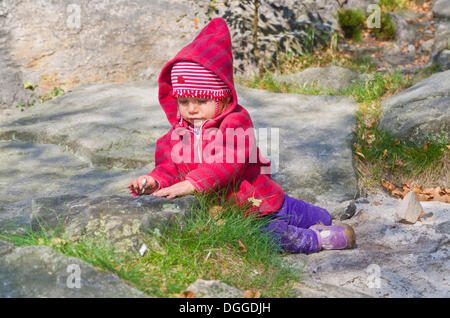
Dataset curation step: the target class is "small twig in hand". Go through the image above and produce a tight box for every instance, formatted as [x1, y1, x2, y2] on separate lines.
[140, 178, 147, 195]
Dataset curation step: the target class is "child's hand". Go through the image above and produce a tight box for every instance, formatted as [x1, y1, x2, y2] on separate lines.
[128, 175, 158, 196]
[151, 180, 195, 199]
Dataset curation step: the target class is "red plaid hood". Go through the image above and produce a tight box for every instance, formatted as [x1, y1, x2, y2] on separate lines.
[149, 18, 285, 215]
[158, 17, 237, 128]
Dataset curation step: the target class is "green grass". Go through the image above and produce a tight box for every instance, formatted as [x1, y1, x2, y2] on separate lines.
[337, 9, 366, 41]
[128, 190, 300, 297]
[373, 12, 396, 41]
[0, 187, 301, 298]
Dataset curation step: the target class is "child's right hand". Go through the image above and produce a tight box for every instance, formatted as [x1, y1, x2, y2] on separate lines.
[128, 175, 158, 196]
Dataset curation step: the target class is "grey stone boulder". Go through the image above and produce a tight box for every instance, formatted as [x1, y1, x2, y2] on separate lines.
[388, 13, 417, 45]
[1, 194, 195, 254]
[378, 70, 450, 145]
[0, 81, 166, 170]
[433, 0, 450, 20]
[420, 39, 435, 53]
[431, 22, 450, 63]
[272, 66, 361, 92]
[396, 9, 425, 21]
[0, 0, 213, 117]
[383, 43, 401, 56]
[0, 139, 161, 207]
[436, 49, 450, 71]
[186, 280, 245, 298]
[0, 240, 147, 297]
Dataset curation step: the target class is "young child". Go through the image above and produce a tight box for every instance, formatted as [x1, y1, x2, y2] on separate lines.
[128, 18, 355, 254]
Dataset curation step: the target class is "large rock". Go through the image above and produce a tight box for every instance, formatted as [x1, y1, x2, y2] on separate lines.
[1, 194, 194, 253]
[436, 49, 450, 71]
[0, 0, 215, 117]
[285, 191, 450, 297]
[378, 70, 450, 145]
[431, 22, 450, 70]
[388, 13, 417, 44]
[0, 81, 166, 170]
[0, 0, 339, 117]
[0, 240, 147, 297]
[432, 0, 450, 20]
[272, 66, 361, 92]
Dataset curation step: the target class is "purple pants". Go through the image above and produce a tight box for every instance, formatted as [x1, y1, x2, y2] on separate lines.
[263, 194, 332, 254]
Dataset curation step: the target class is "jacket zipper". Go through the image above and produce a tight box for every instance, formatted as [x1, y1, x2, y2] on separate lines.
[177, 119, 210, 164]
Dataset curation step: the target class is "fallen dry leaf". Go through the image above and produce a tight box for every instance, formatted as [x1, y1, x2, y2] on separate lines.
[208, 205, 224, 219]
[412, 186, 423, 193]
[215, 219, 225, 226]
[391, 188, 406, 199]
[434, 193, 450, 203]
[382, 179, 396, 192]
[243, 290, 255, 298]
[416, 192, 433, 201]
[238, 240, 247, 253]
[372, 201, 381, 206]
[179, 290, 195, 298]
[402, 182, 411, 190]
[248, 197, 262, 207]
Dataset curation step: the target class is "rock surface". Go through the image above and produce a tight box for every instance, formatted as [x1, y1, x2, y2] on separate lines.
[186, 279, 245, 298]
[395, 191, 424, 224]
[431, 10, 450, 71]
[389, 13, 417, 44]
[0, 240, 147, 297]
[285, 191, 450, 297]
[0, 0, 217, 117]
[272, 66, 362, 92]
[378, 70, 450, 145]
[289, 277, 372, 298]
[436, 49, 450, 70]
[432, 0, 450, 20]
[0, 0, 341, 117]
[1, 194, 195, 253]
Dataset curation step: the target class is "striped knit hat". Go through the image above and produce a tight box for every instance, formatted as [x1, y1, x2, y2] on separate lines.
[171, 61, 232, 99]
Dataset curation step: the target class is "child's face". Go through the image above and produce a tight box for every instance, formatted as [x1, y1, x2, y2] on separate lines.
[177, 97, 227, 126]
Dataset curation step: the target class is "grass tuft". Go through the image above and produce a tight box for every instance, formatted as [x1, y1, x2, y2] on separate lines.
[0, 187, 301, 298]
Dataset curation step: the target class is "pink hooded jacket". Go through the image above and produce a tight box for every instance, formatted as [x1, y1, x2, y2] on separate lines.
[147, 18, 285, 215]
